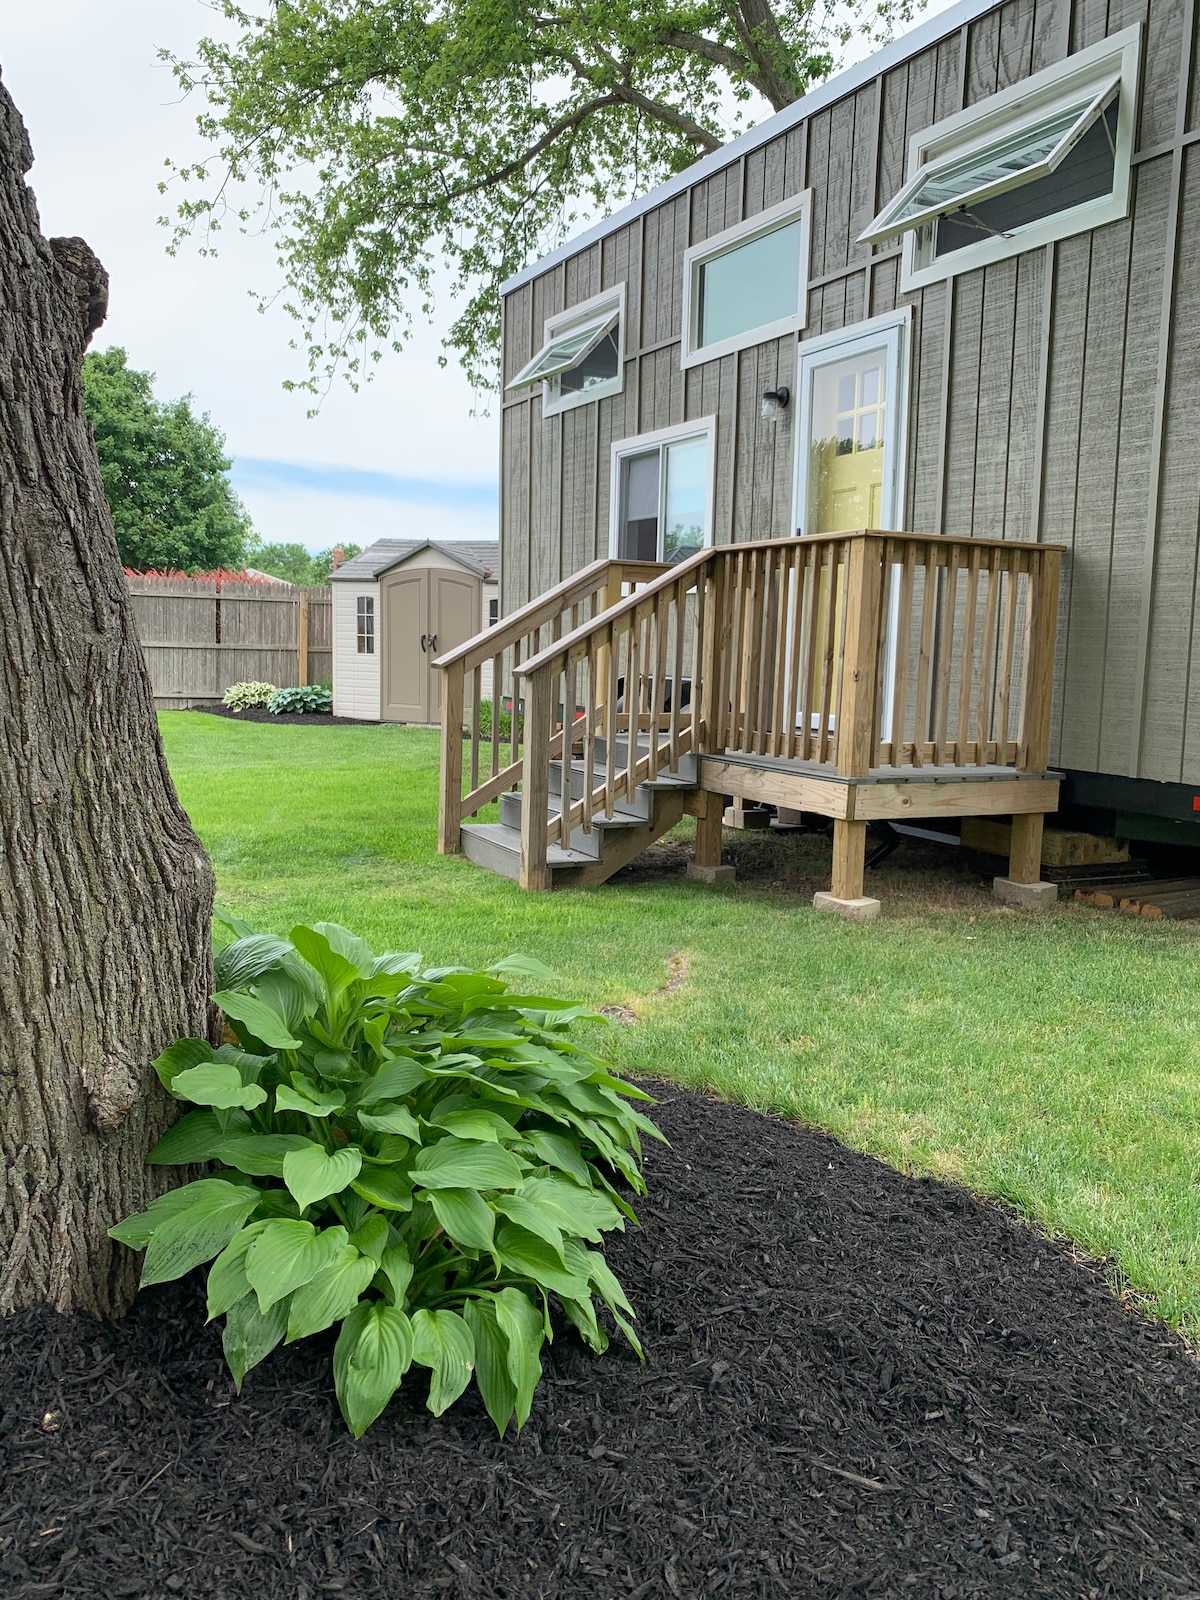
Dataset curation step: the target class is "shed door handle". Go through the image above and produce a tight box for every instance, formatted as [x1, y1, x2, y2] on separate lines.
[428, 633, 437, 654]
[420, 633, 427, 652]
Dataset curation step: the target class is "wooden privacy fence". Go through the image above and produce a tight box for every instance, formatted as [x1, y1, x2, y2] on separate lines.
[125, 577, 332, 709]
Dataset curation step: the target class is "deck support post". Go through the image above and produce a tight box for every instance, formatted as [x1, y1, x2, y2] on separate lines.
[993, 812, 1058, 909]
[814, 818, 880, 921]
[688, 796, 734, 884]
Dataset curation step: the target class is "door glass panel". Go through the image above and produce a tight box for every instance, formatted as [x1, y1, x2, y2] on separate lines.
[619, 451, 660, 561]
[663, 438, 707, 562]
[698, 219, 803, 348]
[807, 350, 888, 534]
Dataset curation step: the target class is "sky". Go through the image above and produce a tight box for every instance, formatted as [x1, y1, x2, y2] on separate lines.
[2, 1, 958, 558]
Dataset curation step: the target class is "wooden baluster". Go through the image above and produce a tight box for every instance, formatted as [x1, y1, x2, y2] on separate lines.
[934, 545, 961, 766]
[889, 540, 916, 766]
[698, 553, 724, 753]
[582, 639, 597, 834]
[976, 551, 1001, 766]
[625, 609, 641, 802]
[745, 550, 767, 755]
[817, 545, 840, 765]
[800, 545, 823, 762]
[510, 636, 522, 769]
[605, 622, 620, 817]
[955, 544, 982, 766]
[669, 576, 685, 770]
[830, 539, 852, 757]
[912, 543, 936, 767]
[784, 544, 806, 761]
[490, 651, 502, 778]
[1017, 547, 1061, 773]
[470, 664, 481, 792]
[437, 659, 465, 855]
[827, 534, 885, 906]
[770, 545, 790, 758]
[649, 588, 669, 781]
[518, 668, 553, 891]
[559, 657, 573, 851]
[872, 541, 893, 768]
[995, 554, 1020, 762]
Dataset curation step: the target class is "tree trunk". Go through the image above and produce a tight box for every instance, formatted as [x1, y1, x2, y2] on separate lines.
[0, 69, 215, 1318]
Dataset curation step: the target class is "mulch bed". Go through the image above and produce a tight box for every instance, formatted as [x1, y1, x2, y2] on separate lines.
[189, 706, 378, 727]
[3, 1089, 1198, 1600]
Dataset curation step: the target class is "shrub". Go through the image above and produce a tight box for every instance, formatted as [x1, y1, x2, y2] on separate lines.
[111, 920, 659, 1438]
[224, 681, 277, 711]
[267, 684, 333, 715]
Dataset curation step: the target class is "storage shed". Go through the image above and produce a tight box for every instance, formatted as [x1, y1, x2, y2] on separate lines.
[330, 540, 499, 722]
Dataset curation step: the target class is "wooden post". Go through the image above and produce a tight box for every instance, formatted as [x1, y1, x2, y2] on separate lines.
[830, 819, 868, 901]
[438, 662, 465, 855]
[1006, 813, 1044, 884]
[519, 669, 554, 891]
[687, 794, 734, 884]
[298, 591, 310, 686]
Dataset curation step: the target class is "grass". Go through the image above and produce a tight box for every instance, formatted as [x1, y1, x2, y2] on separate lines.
[162, 711, 1200, 1340]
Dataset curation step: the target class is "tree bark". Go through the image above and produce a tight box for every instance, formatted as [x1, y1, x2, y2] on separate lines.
[0, 68, 215, 1317]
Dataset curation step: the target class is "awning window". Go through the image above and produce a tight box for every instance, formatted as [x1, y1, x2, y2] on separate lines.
[506, 310, 619, 390]
[859, 74, 1121, 246]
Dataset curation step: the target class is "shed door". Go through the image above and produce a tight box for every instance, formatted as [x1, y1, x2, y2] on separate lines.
[381, 570, 429, 723]
[428, 571, 482, 719]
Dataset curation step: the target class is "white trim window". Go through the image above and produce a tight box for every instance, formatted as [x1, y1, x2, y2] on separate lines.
[356, 594, 375, 655]
[792, 311, 910, 540]
[609, 418, 717, 564]
[506, 286, 625, 416]
[681, 193, 813, 368]
[862, 25, 1142, 291]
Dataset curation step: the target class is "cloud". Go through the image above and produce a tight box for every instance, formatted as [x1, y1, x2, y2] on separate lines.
[231, 458, 499, 511]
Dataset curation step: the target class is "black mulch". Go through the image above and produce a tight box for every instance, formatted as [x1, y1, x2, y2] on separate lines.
[189, 706, 377, 727]
[3, 1089, 1199, 1600]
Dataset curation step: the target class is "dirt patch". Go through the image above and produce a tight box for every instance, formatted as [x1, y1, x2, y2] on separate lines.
[600, 951, 691, 1024]
[2, 1087, 1198, 1599]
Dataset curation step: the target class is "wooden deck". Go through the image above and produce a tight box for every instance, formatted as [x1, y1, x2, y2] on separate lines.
[436, 532, 1065, 914]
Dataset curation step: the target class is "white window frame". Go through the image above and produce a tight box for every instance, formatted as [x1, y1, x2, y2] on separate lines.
[509, 284, 625, 418]
[868, 25, 1142, 294]
[681, 192, 813, 369]
[608, 417, 718, 561]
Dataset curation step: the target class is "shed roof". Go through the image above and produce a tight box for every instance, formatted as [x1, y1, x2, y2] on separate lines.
[501, 0, 1000, 296]
[331, 538, 500, 582]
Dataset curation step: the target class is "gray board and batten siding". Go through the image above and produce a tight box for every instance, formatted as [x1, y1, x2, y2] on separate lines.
[498, 0, 1200, 792]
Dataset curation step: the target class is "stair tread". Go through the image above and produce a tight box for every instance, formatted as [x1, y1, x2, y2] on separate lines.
[460, 822, 596, 867]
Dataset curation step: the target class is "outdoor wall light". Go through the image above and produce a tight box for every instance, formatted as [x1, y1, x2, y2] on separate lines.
[760, 385, 790, 422]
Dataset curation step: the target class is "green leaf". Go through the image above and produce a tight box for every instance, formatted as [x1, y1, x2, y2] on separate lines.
[428, 1188, 495, 1252]
[152, 1038, 214, 1093]
[429, 1107, 518, 1143]
[518, 1175, 623, 1243]
[494, 1224, 590, 1301]
[147, 1108, 233, 1165]
[560, 1293, 608, 1353]
[290, 924, 360, 996]
[286, 1245, 377, 1342]
[492, 1195, 565, 1259]
[244, 1219, 348, 1312]
[206, 1221, 269, 1319]
[215, 989, 302, 1051]
[562, 1240, 640, 1352]
[350, 1167, 414, 1212]
[350, 1214, 389, 1263]
[171, 1062, 268, 1111]
[378, 1242, 414, 1306]
[223, 1292, 289, 1391]
[214, 933, 295, 990]
[486, 954, 558, 982]
[494, 1287, 544, 1428]
[356, 1104, 421, 1139]
[462, 1298, 516, 1436]
[137, 1180, 262, 1287]
[411, 1308, 475, 1417]
[357, 1056, 430, 1104]
[334, 1300, 414, 1438]
[275, 1076, 345, 1118]
[411, 1137, 524, 1192]
[282, 1144, 363, 1211]
[109, 1176, 239, 1250]
[521, 1129, 593, 1188]
[216, 1132, 316, 1178]
[312, 921, 377, 977]
[250, 1187, 301, 1221]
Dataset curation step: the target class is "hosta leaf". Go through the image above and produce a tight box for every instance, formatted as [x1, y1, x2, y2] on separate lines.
[217, 1132, 316, 1178]
[492, 1196, 565, 1260]
[486, 954, 557, 982]
[244, 1219, 348, 1312]
[519, 1130, 593, 1188]
[286, 1246, 377, 1342]
[518, 1176, 623, 1243]
[560, 1293, 608, 1353]
[494, 1287, 544, 1429]
[411, 1138, 524, 1192]
[206, 1221, 269, 1320]
[334, 1301, 414, 1438]
[275, 1077, 345, 1118]
[463, 1298, 516, 1436]
[250, 1187, 301, 1221]
[282, 1144, 363, 1211]
[350, 1167, 414, 1212]
[110, 1177, 247, 1250]
[428, 1188, 495, 1252]
[378, 1242, 414, 1306]
[137, 1181, 262, 1287]
[290, 925, 360, 996]
[350, 1214, 389, 1263]
[411, 1308, 475, 1417]
[214, 990, 302, 1052]
[152, 1038, 214, 1093]
[562, 1240, 639, 1345]
[428, 1107, 519, 1143]
[370, 950, 422, 977]
[313, 921, 378, 977]
[357, 1057, 430, 1105]
[171, 1062, 268, 1112]
[214, 933, 295, 990]
[356, 1104, 421, 1139]
[147, 1108, 233, 1165]
[223, 1292, 289, 1391]
[494, 1225, 590, 1301]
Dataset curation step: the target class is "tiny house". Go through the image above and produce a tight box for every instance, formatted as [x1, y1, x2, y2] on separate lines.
[437, 0, 1200, 907]
[331, 540, 498, 722]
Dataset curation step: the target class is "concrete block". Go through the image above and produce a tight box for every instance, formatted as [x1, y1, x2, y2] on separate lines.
[813, 891, 881, 922]
[687, 862, 736, 885]
[724, 804, 771, 830]
[992, 876, 1059, 910]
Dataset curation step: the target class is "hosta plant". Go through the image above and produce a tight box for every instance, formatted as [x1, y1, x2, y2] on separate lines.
[223, 680, 276, 710]
[111, 919, 660, 1437]
[267, 684, 332, 714]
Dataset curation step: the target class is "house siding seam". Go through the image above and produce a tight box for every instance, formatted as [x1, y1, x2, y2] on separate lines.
[499, 0, 1200, 787]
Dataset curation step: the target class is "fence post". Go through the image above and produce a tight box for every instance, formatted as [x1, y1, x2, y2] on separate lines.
[298, 591, 310, 686]
[518, 669, 554, 891]
[438, 662, 465, 854]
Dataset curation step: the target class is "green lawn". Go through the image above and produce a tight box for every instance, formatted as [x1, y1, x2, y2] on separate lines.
[162, 712, 1200, 1339]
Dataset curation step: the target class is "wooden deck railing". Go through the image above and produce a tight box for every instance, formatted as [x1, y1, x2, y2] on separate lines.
[435, 558, 669, 853]
[438, 532, 1063, 889]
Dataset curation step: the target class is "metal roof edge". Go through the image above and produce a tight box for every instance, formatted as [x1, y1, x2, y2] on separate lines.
[499, 0, 1000, 296]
